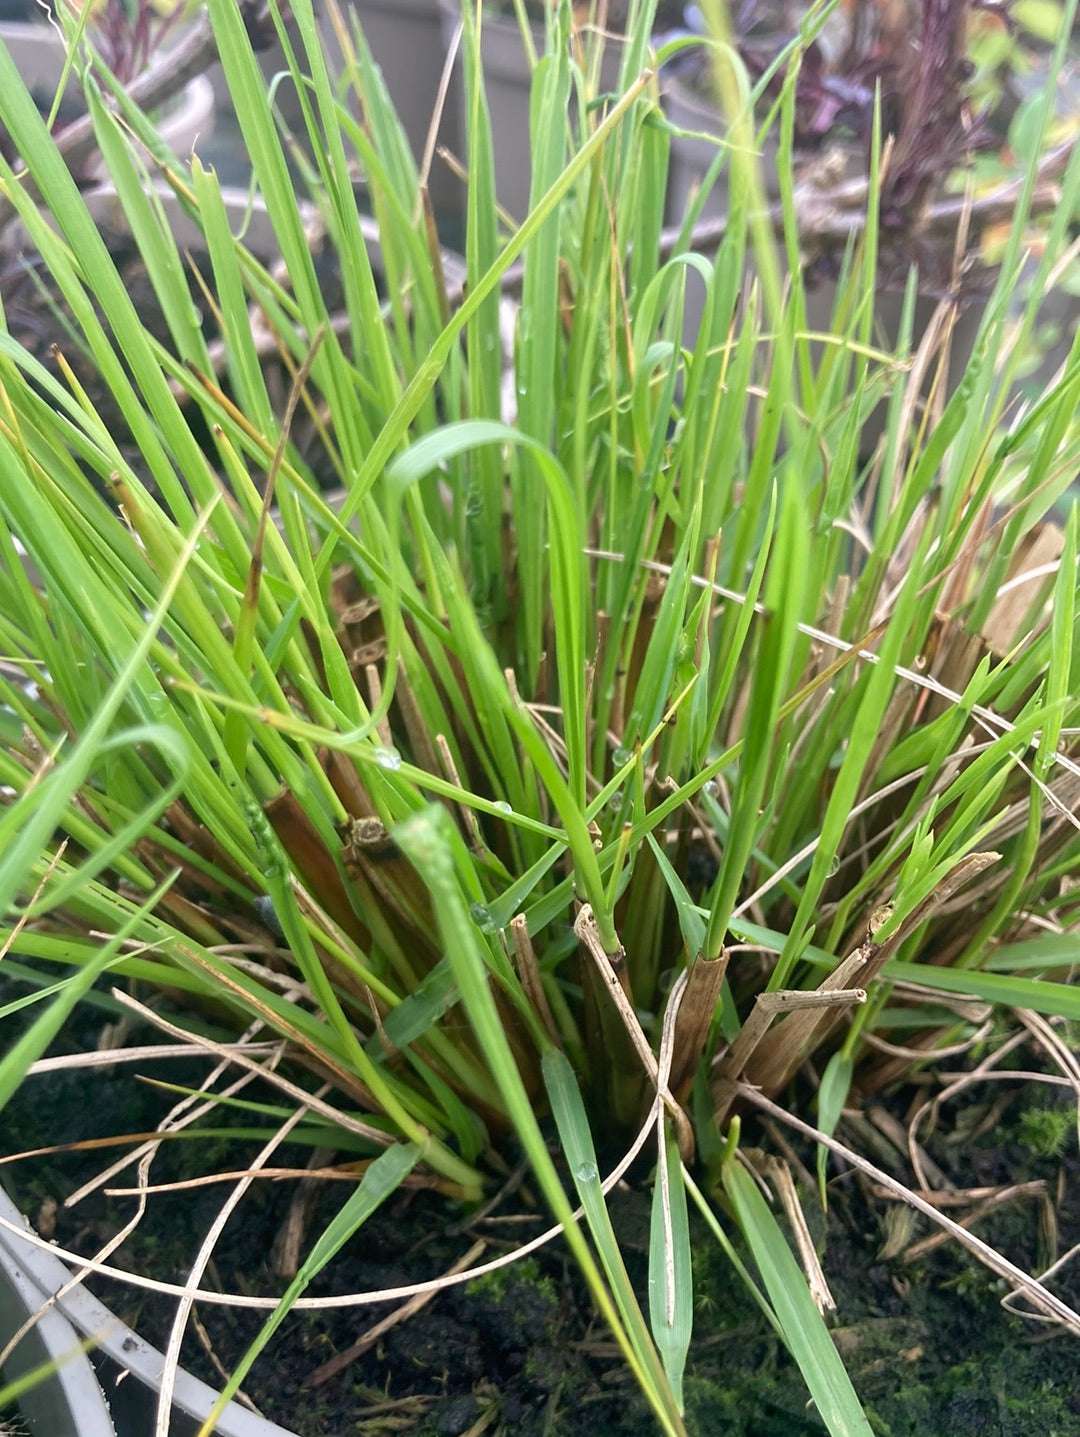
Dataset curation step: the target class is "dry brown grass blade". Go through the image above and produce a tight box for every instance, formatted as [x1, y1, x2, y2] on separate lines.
[901, 1180, 1048, 1264]
[108, 990, 394, 1148]
[190, 1307, 263, 1416]
[271, 1145, 337, 1280]
[0, 1033, 290, 1372]
[712, 986, 868, 1124]
[0, 1103, 663, 1311]
[1003, 1243, 1080, 1328]
[762, 1155, 836, 1316]
[391, 664, 441, 777]
[0, 839, 68, 962]
[871, 1182, 1036, 1208]
[1014, 1010, 1080, 1152]
[669, 949, 730, 1101]
[64, 1029, 291, 1211]
[739, 1085, 1080, 1338]
[154, 1092, 326, 1435]
[25, 1042, 277, 1076]
[437, 733, 486, 851]
[575, 905, 695, 1160]
[510, 914, 562, 1048]
[590, 543, 1080, 788]
[744, 852, 1000, 1097]
[264, 789, 370, 946]
[104, 1166, 376, 1197]
[980, 523, 1064, 658]
[866, 1106, 950, 1191]
[860, 1020, 994, 1064]
[170, 940, 378, 1109]
[241, 326, 326, 637]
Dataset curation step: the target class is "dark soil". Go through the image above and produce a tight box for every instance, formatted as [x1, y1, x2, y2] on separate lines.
[3, 976, 1079, 1437]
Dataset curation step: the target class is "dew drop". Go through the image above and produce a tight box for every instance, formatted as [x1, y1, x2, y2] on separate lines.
[612, 745, 631, 767]
[470, 902, 497, 933]
[493, 800, 513, 815]
[373, 746, 402, 772]
[575, 1161, 599, 1184]
[702, 779, 719, 800]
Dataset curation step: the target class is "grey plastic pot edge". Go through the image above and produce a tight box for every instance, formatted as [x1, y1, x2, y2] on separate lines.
[436, 2, 624, 222]
[0, 1187, 115, 1437]
[323, 0, 459, 213]
[0, 1186, 298, 1437]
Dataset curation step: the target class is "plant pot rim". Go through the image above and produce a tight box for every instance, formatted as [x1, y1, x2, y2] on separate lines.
[0, 1183, 298, 1436]
[0, 178, 294, 261]
[3, 176, 467, 280]
[0, 1184, 115, 1437]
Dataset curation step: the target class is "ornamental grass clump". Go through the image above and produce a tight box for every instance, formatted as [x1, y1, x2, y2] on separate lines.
[0, 1, 1078, 1433]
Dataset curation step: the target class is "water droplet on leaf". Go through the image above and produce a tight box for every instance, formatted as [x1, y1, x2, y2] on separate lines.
[470, 903, 497, 933]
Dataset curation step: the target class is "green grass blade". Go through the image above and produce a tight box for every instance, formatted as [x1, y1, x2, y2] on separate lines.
[723, 1159, 873, 1437]
[196, 1142, 422, 1436]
